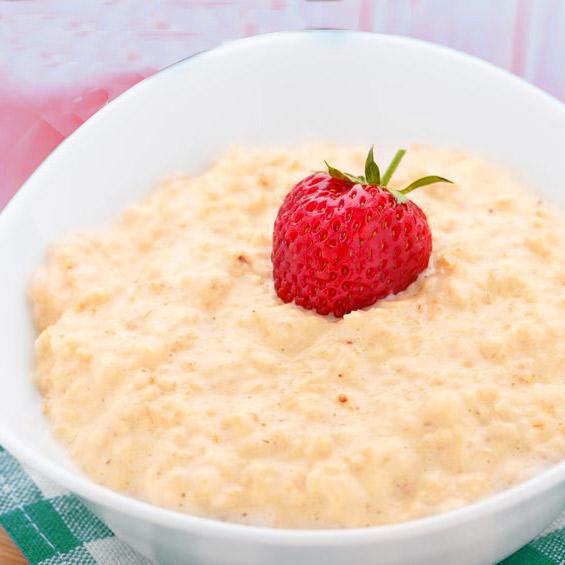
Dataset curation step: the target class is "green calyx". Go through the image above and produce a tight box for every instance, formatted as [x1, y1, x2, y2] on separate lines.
[324, 146, 452, 204]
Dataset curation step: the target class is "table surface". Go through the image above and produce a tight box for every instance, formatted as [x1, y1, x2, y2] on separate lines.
[0, 528, 26, 564]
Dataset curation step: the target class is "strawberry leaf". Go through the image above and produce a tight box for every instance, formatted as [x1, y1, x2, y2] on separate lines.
[323, 148, 452, 201]
[324, 161, 365, 185]
[400, 175, 453, 195]
[382, 149, 406, 186]
[364, 146, 381, 186]
[388, 188, 408, 204]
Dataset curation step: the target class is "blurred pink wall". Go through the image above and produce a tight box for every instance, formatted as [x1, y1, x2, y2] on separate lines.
[1, 0, 564, 210]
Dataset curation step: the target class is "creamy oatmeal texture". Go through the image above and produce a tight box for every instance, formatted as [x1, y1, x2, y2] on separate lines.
[32, 146, 565, 529]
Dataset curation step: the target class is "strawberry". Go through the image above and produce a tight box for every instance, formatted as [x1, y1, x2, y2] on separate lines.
[272, 147, 451, 317]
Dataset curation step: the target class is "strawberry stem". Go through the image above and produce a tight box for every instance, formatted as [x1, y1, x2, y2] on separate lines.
[381, 149, 406, 186]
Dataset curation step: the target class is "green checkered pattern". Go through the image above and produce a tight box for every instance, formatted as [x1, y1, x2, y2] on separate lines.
[0, 446, 151, 564]
[1, 444, 565, 564]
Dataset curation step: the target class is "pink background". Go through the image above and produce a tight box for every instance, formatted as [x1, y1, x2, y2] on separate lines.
[1, 0, 564, 211]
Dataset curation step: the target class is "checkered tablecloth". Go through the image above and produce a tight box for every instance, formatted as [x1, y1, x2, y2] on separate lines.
[2, 444, 565, 564]
[0, 446, 150, 564]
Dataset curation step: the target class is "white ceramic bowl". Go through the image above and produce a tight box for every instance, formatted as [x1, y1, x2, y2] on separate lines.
[1, 31, 564, 565]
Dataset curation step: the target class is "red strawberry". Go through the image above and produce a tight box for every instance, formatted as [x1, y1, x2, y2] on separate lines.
[272, 147, 451, 317]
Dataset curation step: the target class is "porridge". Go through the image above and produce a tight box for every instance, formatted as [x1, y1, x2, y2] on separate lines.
[31, 145, 565, 528]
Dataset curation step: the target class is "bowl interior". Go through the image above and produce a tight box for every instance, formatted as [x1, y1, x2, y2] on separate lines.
[1, 30, 564, 522]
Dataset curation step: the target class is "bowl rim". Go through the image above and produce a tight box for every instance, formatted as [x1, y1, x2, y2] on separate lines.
[2, 29, 565, 544]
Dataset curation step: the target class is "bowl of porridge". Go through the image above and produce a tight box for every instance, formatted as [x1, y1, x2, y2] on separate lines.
[0, 31, 564, 565]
